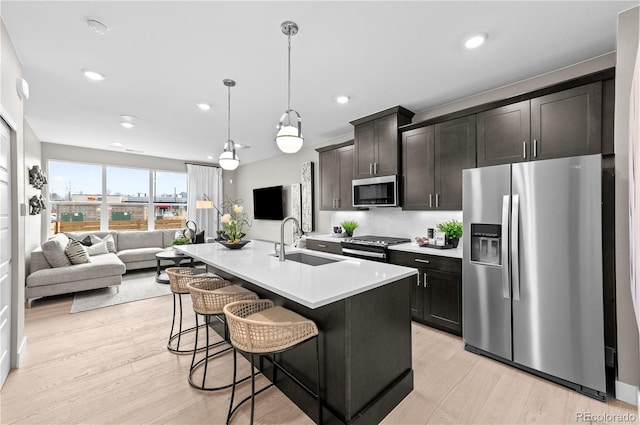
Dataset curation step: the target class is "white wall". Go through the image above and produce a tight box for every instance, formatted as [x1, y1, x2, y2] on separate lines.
[615, 5, 640, 398]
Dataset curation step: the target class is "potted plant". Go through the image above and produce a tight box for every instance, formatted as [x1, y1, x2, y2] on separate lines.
[340, 220, 359, 237]
[220, 198, 251, 247]
[169, 236, 189, 250]
[437, 219, 463, 248]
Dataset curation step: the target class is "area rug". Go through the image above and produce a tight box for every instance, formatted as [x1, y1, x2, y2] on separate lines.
[70, 270, 171, 313]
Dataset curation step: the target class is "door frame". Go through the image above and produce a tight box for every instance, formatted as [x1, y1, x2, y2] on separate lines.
[0, 104, 26, 373]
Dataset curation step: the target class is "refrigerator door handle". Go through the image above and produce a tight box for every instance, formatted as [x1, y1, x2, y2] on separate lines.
[511, 194, 521, 301]
[501, 195, 511, 299]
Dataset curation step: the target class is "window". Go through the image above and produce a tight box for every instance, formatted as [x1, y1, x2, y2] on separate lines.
[107, 167, 150, 231]
[48, 161, 187, 234]
[154, 171, 187, 229]
[48, 161, 102, 202]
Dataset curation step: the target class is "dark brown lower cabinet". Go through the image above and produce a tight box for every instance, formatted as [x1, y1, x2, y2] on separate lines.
[389, 250, 462, 335]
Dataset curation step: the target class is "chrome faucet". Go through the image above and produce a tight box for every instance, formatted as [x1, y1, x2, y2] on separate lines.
[279, 216, 302, 261]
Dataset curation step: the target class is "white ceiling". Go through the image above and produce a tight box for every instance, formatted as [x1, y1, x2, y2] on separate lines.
[2, 1, 637, 166]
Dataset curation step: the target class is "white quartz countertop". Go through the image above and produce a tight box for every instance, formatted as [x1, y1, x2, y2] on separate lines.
[176, 240, 417, 309]
[306, 235, 463, 259]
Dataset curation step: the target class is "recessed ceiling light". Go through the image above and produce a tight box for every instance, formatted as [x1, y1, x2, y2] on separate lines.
[465, 33, 488, 49]
[196, 103, 211, 111]
[336, 95, 350, 104]
[82, 69, 105, 81]
[120, 115, 138, 129]
[111, 142, 123, 147]
[87, 19, 109, 35]
[207, 155, 214, 160]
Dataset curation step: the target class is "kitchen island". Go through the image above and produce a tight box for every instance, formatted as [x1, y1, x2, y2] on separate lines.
[177, 240, 417, 424]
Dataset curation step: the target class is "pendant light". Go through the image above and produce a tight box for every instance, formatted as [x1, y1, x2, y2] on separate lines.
[219, 79, 240, 170]
[275, 21, 303, 154]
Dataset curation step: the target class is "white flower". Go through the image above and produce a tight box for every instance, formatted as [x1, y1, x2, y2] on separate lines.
[233, 204, 243, 214]
[221, 214, 232, 224]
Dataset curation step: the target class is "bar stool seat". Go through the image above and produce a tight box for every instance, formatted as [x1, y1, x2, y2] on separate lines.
[187, 280, 258, 391]
[224, 300, 322, 424]
[165, 267, 221, 354]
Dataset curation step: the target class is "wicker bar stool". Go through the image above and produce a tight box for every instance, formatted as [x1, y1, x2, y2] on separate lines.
[187, 280, 258, 391]
[223, 299, 322, 425]
[165, 267, 221, 354]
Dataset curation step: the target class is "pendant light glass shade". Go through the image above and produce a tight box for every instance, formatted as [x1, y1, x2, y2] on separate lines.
[219, 79, 240, 170]
[276, 125, 303, 153]
[219, 149, 240, 170]
[275, 21, 303, 154]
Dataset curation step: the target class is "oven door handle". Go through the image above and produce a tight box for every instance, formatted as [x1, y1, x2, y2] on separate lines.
[342, 248, 386, 259]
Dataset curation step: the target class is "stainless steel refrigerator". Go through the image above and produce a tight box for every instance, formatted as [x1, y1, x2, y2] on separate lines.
[462, 154, 606, 399]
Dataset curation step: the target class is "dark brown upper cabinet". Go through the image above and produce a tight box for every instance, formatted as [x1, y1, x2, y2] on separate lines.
[477, 101, 531, 166]
[402, 115, 476, 211]
[351, 106, 414, 179]
[317, 142, 355, 211]
[531, 82, 602, 160]
[477, 82, 602, 167]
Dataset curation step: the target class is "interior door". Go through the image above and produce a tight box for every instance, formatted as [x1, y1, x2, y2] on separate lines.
[0, 118, 12, 388]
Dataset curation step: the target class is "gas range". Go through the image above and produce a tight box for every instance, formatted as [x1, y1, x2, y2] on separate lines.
[342, 235, 411, 248]
[341, 235, 411, 262]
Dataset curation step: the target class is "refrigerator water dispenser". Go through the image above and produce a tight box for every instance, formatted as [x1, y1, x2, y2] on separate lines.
[470, 223, 502, 265]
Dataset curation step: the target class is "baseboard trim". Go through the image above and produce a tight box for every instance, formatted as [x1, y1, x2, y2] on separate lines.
[15, 336, 27, 368]
[615, 380, 638, 405]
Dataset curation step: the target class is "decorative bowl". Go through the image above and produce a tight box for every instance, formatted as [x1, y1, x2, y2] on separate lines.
[218, 240, 251, 250]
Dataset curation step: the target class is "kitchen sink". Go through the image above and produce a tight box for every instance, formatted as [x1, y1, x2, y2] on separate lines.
[271, 252, 343, 266]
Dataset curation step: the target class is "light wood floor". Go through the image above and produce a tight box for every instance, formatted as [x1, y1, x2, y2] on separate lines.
[1, 292, 637, 425]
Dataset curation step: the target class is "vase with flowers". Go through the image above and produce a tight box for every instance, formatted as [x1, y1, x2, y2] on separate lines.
[219, 198, 252, 249]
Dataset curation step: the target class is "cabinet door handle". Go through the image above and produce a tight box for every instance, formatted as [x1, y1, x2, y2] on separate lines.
[415, 259, 430, 264]
[429, 194, 433, 208]
[523, 141, 527, 159]
[336, 198, 340, 208]
[533, 139, 538, 158]
[374, 162, 378, 174]
[424, 272, 428, 288]
[435, 194, 439, 208]
[369, 163, 373, 175]
[417, 273, 421, 286]
[318, 244, 327, 248]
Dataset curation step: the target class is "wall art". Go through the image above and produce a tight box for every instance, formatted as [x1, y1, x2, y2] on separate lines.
[29, 165, 47, 189]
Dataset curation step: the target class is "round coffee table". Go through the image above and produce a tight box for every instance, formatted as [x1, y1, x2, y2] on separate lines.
[156, 249, 195, 283]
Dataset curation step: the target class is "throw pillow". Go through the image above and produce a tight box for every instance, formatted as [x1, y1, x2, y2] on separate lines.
[103, 234, 117, 253]
[65, 240, 90, 265]
[79, 235, 92, 246]
[41, 233, 72, 268]
[89, 234, 102, 245]
[86, 240, 108, 256]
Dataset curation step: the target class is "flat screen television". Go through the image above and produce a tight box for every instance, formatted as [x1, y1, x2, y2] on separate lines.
[253, 185, 285, 220]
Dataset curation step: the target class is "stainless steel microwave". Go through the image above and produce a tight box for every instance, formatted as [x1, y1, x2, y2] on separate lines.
[352, 175, 398, 207]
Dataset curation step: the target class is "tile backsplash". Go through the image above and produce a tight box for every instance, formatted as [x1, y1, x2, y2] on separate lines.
[330, 208, 463, 241]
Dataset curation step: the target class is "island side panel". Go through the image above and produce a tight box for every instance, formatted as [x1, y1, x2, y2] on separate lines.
[345, 275, 414, 424]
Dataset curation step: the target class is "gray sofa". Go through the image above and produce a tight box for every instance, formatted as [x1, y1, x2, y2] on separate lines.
[26, 229, 182, 306]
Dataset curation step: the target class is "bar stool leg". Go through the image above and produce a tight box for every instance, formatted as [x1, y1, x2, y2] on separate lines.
[190, 314, 200, 370]
[168, 293, 178, 347]
[227, 349, 238, 425]
[202, 318, 210, 388]
[176, 294, 184, 350]
[250, 354, 256, 425]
